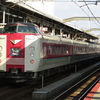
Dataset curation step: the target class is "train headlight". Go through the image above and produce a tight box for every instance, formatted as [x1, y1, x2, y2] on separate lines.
[30, 53, 34, 57]
[0, 46, 2, 51]
[0, 52, 2, 57]
[30, 60, 34, 64]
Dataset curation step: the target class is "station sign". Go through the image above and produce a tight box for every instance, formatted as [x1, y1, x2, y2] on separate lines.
[43, 27, 48, 32]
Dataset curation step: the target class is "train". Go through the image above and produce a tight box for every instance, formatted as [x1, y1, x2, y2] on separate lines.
[0, 22, 100, 82]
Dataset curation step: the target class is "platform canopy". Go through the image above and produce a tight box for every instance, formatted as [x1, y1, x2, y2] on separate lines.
[63, 17, 100, 23]
[0, 0, 99, 40]
[5, 0, 100, 2]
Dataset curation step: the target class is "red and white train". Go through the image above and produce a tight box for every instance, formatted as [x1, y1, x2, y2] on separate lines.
[0, 22, 100, 82]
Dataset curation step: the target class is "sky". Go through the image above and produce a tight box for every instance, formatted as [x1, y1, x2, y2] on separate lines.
[54, 1, 100, 35]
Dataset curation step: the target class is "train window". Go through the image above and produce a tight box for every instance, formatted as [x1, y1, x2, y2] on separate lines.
[56, 46, 59, 54]
[59, 46, 62, 54]
[10, 48, 21, 57]
[49, 45, 53, 55]
[51, 46, 54, 55]
[65, 47, 69, 54]
[0, 28, 3, 33]
[70, 47, 72, 55]
[43, 46, 47, 57]
[61, 47, 63, 54]
[82, 47, 85, 52]
[47, 45, 51, 55]
[35, 26, 42, 34]
[18, 25, 38, 34]
[57, 46, 60, 54]
[73, 47, 76, 54]
[2, 26, 16, 33]
[52, 46, 54, 54]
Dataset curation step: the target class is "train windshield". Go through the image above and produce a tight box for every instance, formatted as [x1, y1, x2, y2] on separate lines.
[2, 25, 40, 34]
[18, 25, 39, 34]
[2, 26, 17, 33]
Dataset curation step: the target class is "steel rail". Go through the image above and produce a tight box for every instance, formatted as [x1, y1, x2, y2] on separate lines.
[53, 67, 100, 100]
[78, 76, 100, 100]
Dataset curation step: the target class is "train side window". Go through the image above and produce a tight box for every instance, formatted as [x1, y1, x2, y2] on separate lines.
[56, 46, 59, 54]
[52, 46, 54, 55]
[43, 46, 47, 57]
[66, 47, 69, 54]
[62, 46, 64, 54]
[61, 46, 64, 54]
[48, 45, 52, 55]
[51, 45, 54, 55]
[73, 46, 76, 54]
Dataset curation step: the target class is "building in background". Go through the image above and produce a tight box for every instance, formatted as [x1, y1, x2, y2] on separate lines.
[25, 0, 55, 16]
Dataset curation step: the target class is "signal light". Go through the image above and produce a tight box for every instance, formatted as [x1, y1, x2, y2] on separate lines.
[30, 60, 34, 64]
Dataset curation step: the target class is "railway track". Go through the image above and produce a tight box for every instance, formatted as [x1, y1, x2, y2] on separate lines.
[53, 67, 100, 100]
[0, 61, 99, 100]
[78, 76, 100, 100]
[0, 70, 71, 100]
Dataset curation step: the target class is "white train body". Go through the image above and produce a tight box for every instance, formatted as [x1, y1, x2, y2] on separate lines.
[0, 22, 100, 81]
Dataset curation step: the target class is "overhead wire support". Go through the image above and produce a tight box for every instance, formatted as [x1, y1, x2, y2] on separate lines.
[72, 0, 89, 17]
[83, 0, 100, 28]
[72, 0, 100, 28]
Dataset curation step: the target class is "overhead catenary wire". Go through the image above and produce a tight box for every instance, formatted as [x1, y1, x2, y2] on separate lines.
[72, 0, 100, 28]
[83, 0, 100, 26]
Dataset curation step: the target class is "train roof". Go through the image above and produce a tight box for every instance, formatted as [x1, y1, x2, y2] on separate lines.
[6, 22, 35, 26]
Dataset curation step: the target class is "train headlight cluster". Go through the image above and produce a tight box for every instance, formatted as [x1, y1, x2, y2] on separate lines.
[29, 46, 35, 64]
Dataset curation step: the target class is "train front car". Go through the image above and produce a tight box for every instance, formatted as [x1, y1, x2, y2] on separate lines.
[0, 22, 42, 82]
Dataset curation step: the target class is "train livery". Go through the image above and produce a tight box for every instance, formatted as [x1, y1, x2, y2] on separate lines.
[0, 22, 100, 82]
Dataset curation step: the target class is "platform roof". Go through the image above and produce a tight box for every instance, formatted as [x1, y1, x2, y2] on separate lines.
[63, 17, 100, 22]
[0, 0, 98, 39]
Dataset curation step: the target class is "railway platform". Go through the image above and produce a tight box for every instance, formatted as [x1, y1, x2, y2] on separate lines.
[83, 80, 100, 100]
[32, 62, 100, 100]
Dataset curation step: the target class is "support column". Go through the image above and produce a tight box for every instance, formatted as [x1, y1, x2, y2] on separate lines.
[1, 6, 7, 24]
[60, 28, 63, 37]
[68, 34, 71, 39]
[3, 10, 5, 23]
[12, 18, 14, 22]
[40, 24, 43, 31]
[51, 27, 55, 36]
